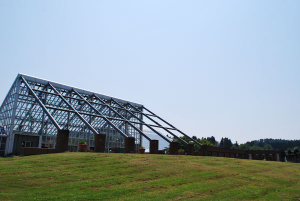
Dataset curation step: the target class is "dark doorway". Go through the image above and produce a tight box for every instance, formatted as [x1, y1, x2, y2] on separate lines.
[13, 134, 39, 155]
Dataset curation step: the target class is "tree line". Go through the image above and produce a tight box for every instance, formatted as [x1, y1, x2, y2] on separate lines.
[166, 135, 300, 153]
[204, 136, 300, 152]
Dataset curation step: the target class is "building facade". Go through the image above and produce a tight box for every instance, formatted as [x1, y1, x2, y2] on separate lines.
[0, 74, 198, 156]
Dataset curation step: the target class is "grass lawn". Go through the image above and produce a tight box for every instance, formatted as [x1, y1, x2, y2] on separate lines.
[0, 152, 299, 200]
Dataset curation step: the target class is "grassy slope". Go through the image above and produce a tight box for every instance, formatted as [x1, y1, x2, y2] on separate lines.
[0, 153, 299, 201]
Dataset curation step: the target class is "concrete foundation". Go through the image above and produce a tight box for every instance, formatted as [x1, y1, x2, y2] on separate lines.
[21, 129, 70, 156]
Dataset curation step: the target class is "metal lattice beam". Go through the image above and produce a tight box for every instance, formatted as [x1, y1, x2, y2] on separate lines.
[21, 76, 61, 130]
[111, 98, 172, 143]
[92, 94, 151, 141]
[48, 82, 98, 135]
[142, 106, 201, 146]
[71, 89, 129, 138]
[128, 103, 190, 144]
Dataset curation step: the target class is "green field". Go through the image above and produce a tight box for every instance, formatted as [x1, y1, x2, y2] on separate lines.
[0, 153, 299, 200]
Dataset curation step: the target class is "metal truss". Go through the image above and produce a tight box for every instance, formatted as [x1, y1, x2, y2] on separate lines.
[0, 74, 200, 155]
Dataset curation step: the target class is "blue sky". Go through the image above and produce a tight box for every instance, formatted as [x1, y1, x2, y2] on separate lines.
[0, 0, 299, 143]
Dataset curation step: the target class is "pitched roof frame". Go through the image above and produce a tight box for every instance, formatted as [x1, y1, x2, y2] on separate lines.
[1, 74, 200, 147]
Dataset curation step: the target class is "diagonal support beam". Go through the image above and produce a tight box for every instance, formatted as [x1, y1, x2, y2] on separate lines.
[92, 94, 151, 141]
[18, 103, 35, 128]
[45, 105, 177, 130]
[127, 102, 189, 145]
[62, 96, 85, 130]
[48, 82, 98, 134]
[39, 90, 69, 133]
[111, 98, 171, 143]
[20, 76, 61, 130]
[71, 89, 128, 138]
[128, 102, 193, 145]
[142, 106, 201, 146]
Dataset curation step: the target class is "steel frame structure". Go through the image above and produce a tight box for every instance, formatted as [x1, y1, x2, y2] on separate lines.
[0, 74, 200, 156]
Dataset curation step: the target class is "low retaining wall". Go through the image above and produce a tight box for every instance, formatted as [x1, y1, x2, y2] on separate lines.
[20, 130, 69, 156]
[286, 154, 300, 163]
[200, 145, 285, 162]
[20, 147, 59, 156]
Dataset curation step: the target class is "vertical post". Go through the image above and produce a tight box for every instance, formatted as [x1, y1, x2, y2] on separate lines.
[280, 151, 285, 162]
[40, 110, 45, 147]
[125, 122, 128, 136]
[276, 154, 280, 161]
[5, 78, 21, 156]
[88, 105, 92, 150]
[108, 100, 111, 152]
[150, 140, 158, 154]
[125, 107, 129, 149]
[38, 136, 42, 148]
[94, 134, 106, 152]
[169, 142, 179, 155]
[139, 110, 143, 148]
[125, 137, 135, 153]
[55, 130, 69, 152]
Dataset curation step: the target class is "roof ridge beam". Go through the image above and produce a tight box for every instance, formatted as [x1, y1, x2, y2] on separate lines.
[19, 73, 143, 107]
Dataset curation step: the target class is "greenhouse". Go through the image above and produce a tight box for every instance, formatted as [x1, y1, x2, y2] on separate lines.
[0, 74, 199, 156]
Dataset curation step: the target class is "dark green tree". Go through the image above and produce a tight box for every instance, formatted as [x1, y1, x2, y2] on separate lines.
[219, 137, 232, 149]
